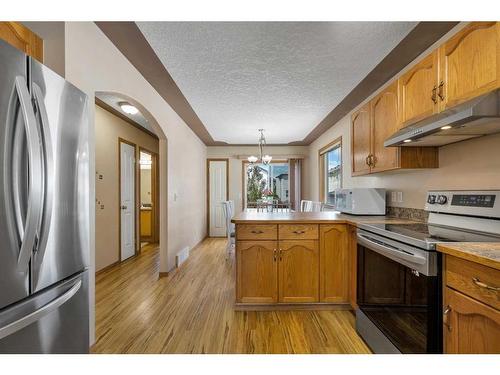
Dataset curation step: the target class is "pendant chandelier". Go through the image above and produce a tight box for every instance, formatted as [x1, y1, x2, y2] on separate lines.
[248, 129, 272, 165]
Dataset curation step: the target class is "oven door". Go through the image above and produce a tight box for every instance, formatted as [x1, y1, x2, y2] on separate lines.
[356, 229, 442, 354]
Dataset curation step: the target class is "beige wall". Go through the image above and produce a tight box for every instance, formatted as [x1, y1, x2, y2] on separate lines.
[65, 22, 208, 344]
[94, 105, 159, 272]
[207, 145, 308, 214]
[304, 22, 500, 209]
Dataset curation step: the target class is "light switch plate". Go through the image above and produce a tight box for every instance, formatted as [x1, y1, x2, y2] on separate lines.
[397, 191, 403, 203]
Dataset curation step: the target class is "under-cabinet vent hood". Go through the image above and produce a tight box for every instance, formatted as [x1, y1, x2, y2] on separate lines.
[385, 90, 500, 147]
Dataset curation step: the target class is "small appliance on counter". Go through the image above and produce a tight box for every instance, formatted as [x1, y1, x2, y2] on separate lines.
[355, 190, 500, 354]
[334, 188, 386, 215]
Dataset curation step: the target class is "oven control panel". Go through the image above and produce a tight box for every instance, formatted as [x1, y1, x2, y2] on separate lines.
[425, 190, 500, 218]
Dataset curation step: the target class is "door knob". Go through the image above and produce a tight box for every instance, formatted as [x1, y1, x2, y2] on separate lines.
[120, 205, 127, 210]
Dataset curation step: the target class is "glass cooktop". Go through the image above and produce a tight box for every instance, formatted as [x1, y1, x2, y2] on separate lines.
[358, 222, 500, 250]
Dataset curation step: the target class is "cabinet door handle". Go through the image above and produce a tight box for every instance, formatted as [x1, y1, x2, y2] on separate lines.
[251, 230, 263, 234]
[431, 85, 438, 104]
[438, 81, 445, 101]
[472, 277, 500, 292]
[443, 305, 452, 332]
[365, 155, 372, 167]
[279, 249, 283, 261]
[371, 155, 377, 167]
[292, 230, 305, 234]
[273, 249, 277, 262]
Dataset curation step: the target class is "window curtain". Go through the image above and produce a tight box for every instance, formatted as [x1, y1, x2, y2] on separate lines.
[288, 159, 302, 212]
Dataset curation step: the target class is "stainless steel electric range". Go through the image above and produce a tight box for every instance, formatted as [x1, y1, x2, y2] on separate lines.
[355, 190, 500, 354]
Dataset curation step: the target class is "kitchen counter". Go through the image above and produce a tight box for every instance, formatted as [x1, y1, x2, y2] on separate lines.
[231, 211, 418, 226]
[437, 243, 500, 271]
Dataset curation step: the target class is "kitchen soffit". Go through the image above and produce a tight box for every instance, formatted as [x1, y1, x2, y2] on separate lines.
[137, 22, 418, 145]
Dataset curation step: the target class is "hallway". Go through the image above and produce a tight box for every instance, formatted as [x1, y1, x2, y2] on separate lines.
[92, 239, 370, 354]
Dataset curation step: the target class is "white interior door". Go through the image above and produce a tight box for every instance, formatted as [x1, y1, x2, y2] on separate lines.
[209, 160, 227, 237]
[120, 142, 136, 260]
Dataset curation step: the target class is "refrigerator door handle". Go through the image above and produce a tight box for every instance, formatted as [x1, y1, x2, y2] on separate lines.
[32, 84, 54, 266]
[0, 279, 82, 340]
[13, 76, 44, 272]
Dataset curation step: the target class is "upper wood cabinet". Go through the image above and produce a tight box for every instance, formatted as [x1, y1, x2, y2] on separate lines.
[351, 82, 438, 176]
[439, 22, 500, 110]
[320, 225, 349, 303]
[398, 51, 439, 127]
[0, 22, 43, 62]
[351, 103, 372, 176]
[236, 240, 278, 304]
[278, 240, 319, 303]
[444, 287, 500, 354]
[370, 82, 400, 173]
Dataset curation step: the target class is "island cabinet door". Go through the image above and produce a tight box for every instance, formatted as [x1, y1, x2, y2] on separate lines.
[444, 287, 500, 354]
[278, 240, 319, 303]
[439, 22, 500, 111]
[236, 241, 278, 303]
[319, 225, 349, 303]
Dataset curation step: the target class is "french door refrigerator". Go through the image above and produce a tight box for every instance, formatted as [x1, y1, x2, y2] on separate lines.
[0, 39, 89, 353]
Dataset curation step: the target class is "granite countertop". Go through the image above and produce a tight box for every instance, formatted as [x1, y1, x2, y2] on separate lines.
[231, 211, 418, 226]
[437, 243, 500, 271]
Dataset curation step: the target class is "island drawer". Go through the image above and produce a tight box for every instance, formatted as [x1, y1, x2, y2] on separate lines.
[446, 255, 500, 310]
[236, 224, 278, 240]
[279, 224, 319, 240]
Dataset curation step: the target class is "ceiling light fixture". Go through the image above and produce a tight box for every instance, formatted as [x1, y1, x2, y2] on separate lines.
[403, 139, 412, 143]
[441, 125, 452, 130]
[119, 102, 139, 115]
[248, 129, 272, 165]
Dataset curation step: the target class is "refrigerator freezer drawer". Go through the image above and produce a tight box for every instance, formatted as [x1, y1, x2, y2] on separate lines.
[0, 270, 89, 353]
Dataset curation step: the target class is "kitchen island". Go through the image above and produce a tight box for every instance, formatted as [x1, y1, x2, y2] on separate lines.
[231, 211, 415, 310]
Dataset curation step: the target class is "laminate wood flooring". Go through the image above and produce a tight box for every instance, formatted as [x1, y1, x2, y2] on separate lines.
[92, 239, 370, 354]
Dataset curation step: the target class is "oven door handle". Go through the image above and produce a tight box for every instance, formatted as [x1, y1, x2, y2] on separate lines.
[357, 233, 426, 266]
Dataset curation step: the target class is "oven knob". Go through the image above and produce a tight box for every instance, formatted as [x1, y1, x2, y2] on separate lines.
[437, 195, 448, 205]
[427, 195, 436, 204]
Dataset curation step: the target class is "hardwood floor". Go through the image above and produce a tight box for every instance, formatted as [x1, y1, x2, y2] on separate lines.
[92, 238, 371, 354]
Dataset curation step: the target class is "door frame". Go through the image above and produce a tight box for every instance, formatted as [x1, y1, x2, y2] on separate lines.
[118, 137, 138, 262]
[206, 158, 229, 237]
[138, 146, 159, 244]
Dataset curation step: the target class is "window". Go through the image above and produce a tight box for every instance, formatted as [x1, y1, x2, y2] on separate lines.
[244, 161, 289, 208]
[319, 138, 342, 206]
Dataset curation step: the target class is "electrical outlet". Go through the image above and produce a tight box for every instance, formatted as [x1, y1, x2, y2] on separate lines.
[397, 191, 403, 203]
[391, 192, 397, 202]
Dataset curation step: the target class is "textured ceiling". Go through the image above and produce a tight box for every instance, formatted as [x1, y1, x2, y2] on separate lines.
[95, 92, 155, 133]
[137, 22, 417, 144]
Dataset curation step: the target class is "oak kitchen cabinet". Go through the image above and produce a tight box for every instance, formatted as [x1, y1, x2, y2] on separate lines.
[398, 51, 440, 128]
[0, 22, 43, 62]
[320, 224, 349, 303]
[351, 81, 439, 176]
[235, 223, 351, 307]
[443, 255, 500, 353]
[439, 22, 500, 111]
[399, 22, 500, 127]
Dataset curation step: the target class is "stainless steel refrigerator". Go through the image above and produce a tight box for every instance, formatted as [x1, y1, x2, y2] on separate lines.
[0, 39, 89, 353]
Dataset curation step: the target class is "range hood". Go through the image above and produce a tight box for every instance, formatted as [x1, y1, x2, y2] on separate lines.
[385, 90, 500, 147]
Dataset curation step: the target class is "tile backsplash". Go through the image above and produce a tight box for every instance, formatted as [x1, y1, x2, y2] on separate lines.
[387, 206, 429, 222]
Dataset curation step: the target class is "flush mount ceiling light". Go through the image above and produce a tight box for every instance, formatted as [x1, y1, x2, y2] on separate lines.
[441, 125, 452, 130]
[119, 102, 139, 115]
[403, 139, 412, 143]
[248, 129, 272, 165]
